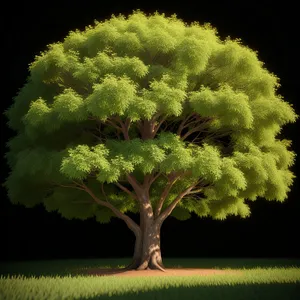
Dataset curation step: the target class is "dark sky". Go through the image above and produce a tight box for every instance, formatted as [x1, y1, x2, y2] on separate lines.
[1, 1, 299, 262]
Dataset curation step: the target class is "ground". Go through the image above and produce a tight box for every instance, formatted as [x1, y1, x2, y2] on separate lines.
[72, 267, 243, 277]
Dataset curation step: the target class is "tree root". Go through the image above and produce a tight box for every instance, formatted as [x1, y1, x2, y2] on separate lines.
[152, 261, 166, 272]
[145, 252, 167, 272]
[124, 253, 166, 272]
[150, 255, 166, 272]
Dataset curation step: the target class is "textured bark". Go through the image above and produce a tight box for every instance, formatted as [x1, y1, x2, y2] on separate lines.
[124, 200, 166, 272]
[124, 221, 165, 271]
[123, 231, 143, 270]
[137, 221, 165, 271]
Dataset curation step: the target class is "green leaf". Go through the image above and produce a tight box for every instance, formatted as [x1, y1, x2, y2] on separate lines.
[3, 10, 298, 225]
[170, 206, 191, 221]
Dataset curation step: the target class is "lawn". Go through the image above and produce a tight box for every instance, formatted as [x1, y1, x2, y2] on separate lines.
[0, 258, 299, 299]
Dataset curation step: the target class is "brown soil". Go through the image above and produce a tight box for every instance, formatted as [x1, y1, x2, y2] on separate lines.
[71, 267, 243, 278]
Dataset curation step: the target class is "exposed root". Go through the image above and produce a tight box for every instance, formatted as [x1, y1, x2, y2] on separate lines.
[124, 248, 165, 272]
[137, 259, 149, 270]
[151, 254, 166, 272]
[156, 256, 165, 269]
[135, 252, 167, 272]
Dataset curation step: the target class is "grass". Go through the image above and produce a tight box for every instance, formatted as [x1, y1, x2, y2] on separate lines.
[0, 258, 299, 299]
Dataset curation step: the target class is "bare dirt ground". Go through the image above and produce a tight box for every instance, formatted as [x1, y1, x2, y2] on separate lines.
[72, 267, 244, 277]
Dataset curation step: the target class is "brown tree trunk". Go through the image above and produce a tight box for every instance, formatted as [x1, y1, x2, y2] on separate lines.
[124, 221, 165, 271]
[122, 231, 143, 270]
[136, 220, 165, 271]
[124, 200, 166, 272]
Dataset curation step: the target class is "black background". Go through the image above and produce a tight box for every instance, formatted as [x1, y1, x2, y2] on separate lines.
[1, 0, 299, 262]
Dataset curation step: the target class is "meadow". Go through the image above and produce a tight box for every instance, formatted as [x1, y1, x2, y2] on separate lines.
[0, 258, 299, 299]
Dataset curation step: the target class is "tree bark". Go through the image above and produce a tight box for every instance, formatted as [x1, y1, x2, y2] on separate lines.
[123, 198, 166, 272]
[124, 220, 165, 271]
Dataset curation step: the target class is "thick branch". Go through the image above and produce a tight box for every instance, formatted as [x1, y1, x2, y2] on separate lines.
[82, 181, 140, 235]
[126, 174, 145, 201]
[142, 174, 153, 191]
[156, 182, 198, 225]
[136, 114, 167, 140]
[114, 182, 139, 201]
[154, 173, 180, 218]
[113, 116, 131, 140]
[53, 180, 141, 236]
[141, 119, 157, 140]
[149, 172, 163, 186]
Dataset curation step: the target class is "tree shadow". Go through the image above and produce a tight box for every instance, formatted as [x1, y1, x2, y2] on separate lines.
[79, 283, 300, 300]
[71, 266, 132, 277]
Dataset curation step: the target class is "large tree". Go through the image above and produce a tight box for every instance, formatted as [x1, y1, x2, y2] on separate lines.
[3, 10, 298, 271]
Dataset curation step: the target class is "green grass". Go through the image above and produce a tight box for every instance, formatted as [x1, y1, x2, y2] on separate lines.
[0, 258, 299, 299]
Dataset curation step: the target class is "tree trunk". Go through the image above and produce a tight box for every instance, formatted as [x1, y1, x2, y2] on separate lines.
[137, 220, 165, 271]
[123, 218, 166, 271]
[125, 224, 165, 271]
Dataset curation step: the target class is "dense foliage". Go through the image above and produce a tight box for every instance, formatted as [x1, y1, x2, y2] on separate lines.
[3, 10, 298, 224]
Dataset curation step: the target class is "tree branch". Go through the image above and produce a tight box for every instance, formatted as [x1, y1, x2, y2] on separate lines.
[156, 182, 198, 225]
[153, 116, 168, 136]
[191, 130, 205, 144]
[113, 116, 131, 140]
[186, 189, 203, 194]
[114, 182, 139, 201]
[177, 113, 197, 136]
[152, 112, 161, 122]
[80, 181, 141, 236]
[101, 183, 110, 202]
[50, 180, 86, 191]
[149, 172, 163, 186]
[126, 173, 144, 202]
[181, 118, 214, 141]
[105, 119, 123, 131]
[62, 184, 84, 191]
[52, 180, 141, 236]
[154, 173, 180, 218]
[164, 117, 181, 132]
[203, 128, 233, 142]
[142, 174, 153, 190]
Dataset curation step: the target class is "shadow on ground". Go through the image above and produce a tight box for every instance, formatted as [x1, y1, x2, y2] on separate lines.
[79, 283, 300, 300]
[0, 258, 299, 278]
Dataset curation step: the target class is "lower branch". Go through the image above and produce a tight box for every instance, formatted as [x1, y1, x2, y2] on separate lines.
[149, 172, 163, 186]
[114, 182, 139, 201]
[156, 183, 198, 225]
[126, 174, 144, 199]
[154, 173, 180, 218]
[53, 180, 141, 237]
[82, 181, 140, 235]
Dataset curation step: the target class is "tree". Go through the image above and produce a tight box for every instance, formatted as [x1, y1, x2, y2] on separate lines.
[3, 10, 298, 271]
